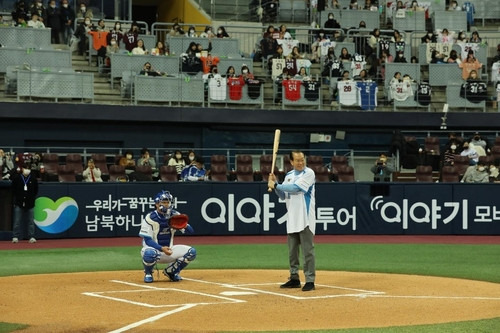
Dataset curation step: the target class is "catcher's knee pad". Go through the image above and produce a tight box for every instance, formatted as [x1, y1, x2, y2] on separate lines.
[183, 247, 196, 262]
[143, 248, 160, 266]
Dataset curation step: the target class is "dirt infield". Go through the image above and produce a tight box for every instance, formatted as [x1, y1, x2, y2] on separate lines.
[2, 269, 500, 332]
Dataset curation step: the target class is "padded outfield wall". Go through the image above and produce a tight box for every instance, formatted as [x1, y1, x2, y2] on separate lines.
[1, 182, 499, 238]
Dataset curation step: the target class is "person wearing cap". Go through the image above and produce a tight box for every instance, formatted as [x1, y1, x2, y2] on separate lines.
[180, 155, 206, 181]
[27, 12, 45, 28]
[11, 161, 39, 244]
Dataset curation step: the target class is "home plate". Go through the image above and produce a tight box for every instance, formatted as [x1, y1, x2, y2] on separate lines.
[220, 291, 257, 296]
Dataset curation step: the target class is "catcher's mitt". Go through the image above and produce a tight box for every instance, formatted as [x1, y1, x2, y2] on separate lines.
[169, 214, 189, 229]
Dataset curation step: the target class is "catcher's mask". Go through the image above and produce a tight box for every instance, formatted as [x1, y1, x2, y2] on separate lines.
[154, 190, 173, 216]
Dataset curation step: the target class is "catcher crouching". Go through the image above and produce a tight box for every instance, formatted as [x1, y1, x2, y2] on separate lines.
[139, 190, 196, 283]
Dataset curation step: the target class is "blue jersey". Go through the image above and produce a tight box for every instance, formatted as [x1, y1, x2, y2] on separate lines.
[180, 164, 206, 181]
[139, 209, 194, 250]
[356, 81, 378, 110]
[462, 2, 475, 25]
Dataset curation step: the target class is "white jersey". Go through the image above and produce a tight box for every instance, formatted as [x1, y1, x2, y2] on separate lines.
[390, 81, 414, 101]
[338, 80, 358, 106]
[271, 58, 286, 79]
[351, 60, 366, 77]
[277, 38, 299, 56]
[209, 76, 227, 100]
[491, 62, 500, 83]
[282, 167, 316, 235]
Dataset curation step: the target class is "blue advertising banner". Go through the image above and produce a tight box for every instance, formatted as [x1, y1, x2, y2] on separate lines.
[23, 182, 500, 238]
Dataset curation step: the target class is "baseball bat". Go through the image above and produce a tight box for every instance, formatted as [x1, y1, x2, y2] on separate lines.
[268, 129, 281, 192]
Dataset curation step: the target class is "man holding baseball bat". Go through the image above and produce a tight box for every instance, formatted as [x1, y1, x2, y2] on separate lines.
[268, 150, 317, 291]
[139, 190, 196, 283]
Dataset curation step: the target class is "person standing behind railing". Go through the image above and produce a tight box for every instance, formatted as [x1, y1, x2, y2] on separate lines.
[60, 0, 75, 45]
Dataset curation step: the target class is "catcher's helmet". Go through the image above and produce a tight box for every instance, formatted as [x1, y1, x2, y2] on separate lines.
[154, 190, 173, 204]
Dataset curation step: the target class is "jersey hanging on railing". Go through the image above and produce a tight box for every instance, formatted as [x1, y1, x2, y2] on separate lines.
[338, 80, 358, 106]
[459, 81, 487, 103]
[304, 79, 320, 101]
[415, 82, 432, 106]
[356, 81, 378, 111]
[282, 79, 302, 101]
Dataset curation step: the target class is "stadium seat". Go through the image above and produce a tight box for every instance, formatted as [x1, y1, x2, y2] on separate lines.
[109, 165, 127, 182]
[210, 164, 228, 182]
[65, 153, 84, 176]
[478, 155, 494, 166]
[307, 155, 324, 169]
[159, 165, 178, 182]
[452, 155, 471, 177]
[260, 154, 279, 181]
[440, 166, 459, 183]
[314, 166, 330, 182]
[134, 165, 153, 181]
[236, 165, 254, 182]
[331, 155, 348, 175]
[91, 153, 109, 177]
[424, 137, 440, 155]
[415, 165, 433, 182]
[57, 165, 76, 182]
[41, 153, 59, 181]
[337, 165, 355, 182]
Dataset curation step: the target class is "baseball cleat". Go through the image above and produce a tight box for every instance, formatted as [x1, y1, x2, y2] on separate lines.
[144, 274, 153, 283]
[12, 237, 19, 243]
[29, 238, 37, 243]
[280, 279, 301, 288]
[163, 269, 182, 282]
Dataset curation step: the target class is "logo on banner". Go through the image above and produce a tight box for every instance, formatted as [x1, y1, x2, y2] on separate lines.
[34, 197, 79, 234]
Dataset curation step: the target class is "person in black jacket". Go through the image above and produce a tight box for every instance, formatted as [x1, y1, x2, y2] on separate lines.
[12, 161, 39, 244]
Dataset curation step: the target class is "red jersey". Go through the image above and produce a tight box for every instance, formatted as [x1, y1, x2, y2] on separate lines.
[227, 76, 245, 100]
[282, 79, 302, 101]
[200, 55, 220, 74]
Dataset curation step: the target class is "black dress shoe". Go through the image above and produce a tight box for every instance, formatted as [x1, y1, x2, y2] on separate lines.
[280, 279, 301, 288]
[302, 282, 315, 291]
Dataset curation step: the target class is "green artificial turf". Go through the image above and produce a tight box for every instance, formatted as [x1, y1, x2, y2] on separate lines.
[1, 243, 499, 332]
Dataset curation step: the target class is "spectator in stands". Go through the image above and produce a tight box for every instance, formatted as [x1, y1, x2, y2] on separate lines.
[447, 49, 461, 64]
[411, 56, 418, 63]
[82, 158, 102, 182]
[371, 154, 394, 182]
[104, 37, 119, 67]
[12, 1, 28, 23]
[167, 150, 186, 179]
[76, 2, 92, 20]
[462, 162, 489, 183]
[393, 50, 407, 63]
[261, 25, 278, 59]
[448, 0, 461, 11]
[139, 62, 162, 76]
[225, 65, 237, 78]
[181, 42, 202, 74]
[107, 21, 123, 47]
[46, 0, 61, 44]
[268, 45, 284, 72]
[459, 49, 482, 80]
[240, 65, 255, 82]
[0, 149, 15, 180]
[27, 12, 44, 28]
[489, 164, 500, 183]
[366, 28, 380, 59]
[119, 151, 136, 173]
[354, 69, 369, 81]
[95, 18, 106, 32]
[168, 23, 184, 36]
[181, 155, 206, 182]
[321, 47, 338, 78]
[469, 132, 489, 152]
[310, 29, 330, 63]
[493, 44, 500, 63]
[364, 0, 378, 11]
[348, 1, 359, 10]
[187, 25, 197, 38]
[460, 141, 479, 165]
[377, 50, 393, 79]
[339, 47, 352, 62]
[138, 148, 158, 178]
[278, 24, 292, 39]
[430, 50, 446, 64]
[456, 31, 468, 43]
[408, 0, 424, 11]
[60, 0, 75, 45]
[184, 150, 196, 165]
[294, 67, 309, 80]
[29, 0, 46, 22]
[216, 26, 230, 38]
[324, 13, 341, 39]
[199, 26, 214, 38]
[469, 31, 482, 43]
[437, 28, 455, 44]
[466, 69, 480, 81]
[15, 14, 27, 27]
[421, 30, 437, 44]
[262, 0, 278, 22]
[151, 41, 168, 56]
[390, 30, 404, 43]
[132, 39, 148, 55]
[74, 17, 92, 55]
[123, 22, 140, 52]
[288, 46, 303, 60]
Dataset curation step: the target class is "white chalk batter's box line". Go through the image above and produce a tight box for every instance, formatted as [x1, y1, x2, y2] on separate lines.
[82, 277, 385, 309]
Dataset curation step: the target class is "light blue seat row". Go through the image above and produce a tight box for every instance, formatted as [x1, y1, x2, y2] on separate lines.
[167, 37, 240, 58]
[133, 75, 204, 106]
[321, 10, 380, 30]
[0, 47, 72, 73]
[446, 84, 485, 112]
[17, 70, 94, 102]
[0, 26, 52, 49]
[432, 11, 467, 32]
[428, 63, 463, 86]
[88, 34, 156, 65]
[109, 53, 180, 88]
[393, 11, 426, 32]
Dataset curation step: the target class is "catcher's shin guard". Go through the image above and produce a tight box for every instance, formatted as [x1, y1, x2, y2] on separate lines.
[165, 247, 197, 280]
[143, 248, 160, 274]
